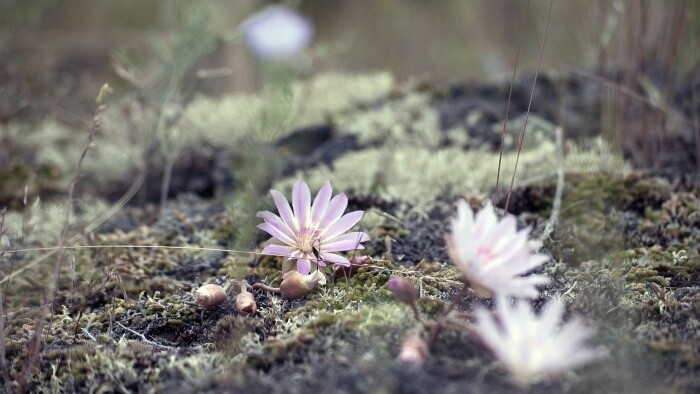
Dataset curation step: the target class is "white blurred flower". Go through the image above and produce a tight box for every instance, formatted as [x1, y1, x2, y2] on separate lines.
[243, 5, 314, 61]
[472, 298, 606, 385]
[446, 200, 549, 298]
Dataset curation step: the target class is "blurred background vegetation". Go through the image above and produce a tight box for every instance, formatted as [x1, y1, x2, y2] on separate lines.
[1, 0, 697, 242]
[2, 0, 698, 103]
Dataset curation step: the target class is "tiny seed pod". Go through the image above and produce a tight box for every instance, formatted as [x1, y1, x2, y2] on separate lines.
[195, 284, 227, 308]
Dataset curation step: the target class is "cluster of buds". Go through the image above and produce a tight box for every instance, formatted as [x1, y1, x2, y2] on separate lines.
[194, 280, 257, 315]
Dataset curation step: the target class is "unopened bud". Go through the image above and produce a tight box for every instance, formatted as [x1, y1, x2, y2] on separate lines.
[195, 284, 227, 308]
[235, 280, 257, 315]
[387, 275, 418, 306]
[280, 270, 326, 299]
[350, 255, 371, 266]
[235, 292, 257, 315]
[397, 331, 428, 365]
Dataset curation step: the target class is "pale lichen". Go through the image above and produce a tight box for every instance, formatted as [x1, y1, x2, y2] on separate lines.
[336, 92, 441, 147]
[275, 137, 628, 207]
[183, 71, 395, 147]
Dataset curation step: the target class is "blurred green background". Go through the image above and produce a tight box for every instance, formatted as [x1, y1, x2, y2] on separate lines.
[2, 0, 697, 96]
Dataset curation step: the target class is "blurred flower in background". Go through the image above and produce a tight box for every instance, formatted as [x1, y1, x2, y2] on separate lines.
[446, 200, 550, 299]
[243, 4, 314, 61]
[471, 298, 606, 385]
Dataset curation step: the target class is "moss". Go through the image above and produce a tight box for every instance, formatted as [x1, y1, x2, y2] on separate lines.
[647, 339, 700, 367]
[183, 72, 395, 148]
[493, 113, 558, 151]
[212, 315, 263, 355]
[336, 92, 442, 147]
[257, 302, 408, 366]
[625, 270, 669, 287]
[293, 72, 395, 127]
[275, 137, 627, 208]
[3, 118, 141, 196]
[217, 255, 250, 280]
[633, 191, 700, 250]
[550, 172, 682, 263]
[416, 297, 447, 317]
[563, 172, 672, 213]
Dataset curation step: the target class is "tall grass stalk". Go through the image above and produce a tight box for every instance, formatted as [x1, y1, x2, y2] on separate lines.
[496, 0, 530, 190]
[0, 209, 13, 394]
[16, 84, 110, 394]
[504, 0, 554, 213]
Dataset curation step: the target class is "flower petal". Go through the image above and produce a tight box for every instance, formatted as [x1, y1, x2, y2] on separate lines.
[292, 179, 311, 227]
[261, 244, 296, 257]
[319, 252, 350, 267]
[321, 232, 369, 252]
[310, 181, 332, 223]
[321, 210, 364, 239]
[539, 299, 565, 334]
[474, 201, 497, 236]
[483, 215, 517, 249]
[290, 250, 314, 261]
[319, 193, 348, 229]
[296, 259, 311, 275]
[471, 305, 506, 357]
[502, 275, 550, 298]
[497, 253, 549, 278]
[257, 223, 296, 246]
[271, 189, 298, 234]
[471, 296, 601, 383]
[456, 200, 475, 231]
[257, 211, 296, 242]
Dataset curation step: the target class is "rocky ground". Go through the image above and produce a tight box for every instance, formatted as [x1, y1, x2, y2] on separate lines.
[1, 70, 699, 393]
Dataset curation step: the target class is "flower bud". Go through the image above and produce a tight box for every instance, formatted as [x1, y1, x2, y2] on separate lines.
[387, 275, 418, 306]
[280, 270, 326, 299]
[235, 289, 257, 315]
[397, 331, 428, 365]
[195, 284, 227, 308]
[232, 280, 258, 315]
[350, 255, 371, 266]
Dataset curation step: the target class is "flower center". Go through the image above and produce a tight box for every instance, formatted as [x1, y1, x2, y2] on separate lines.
[297, 227, 320, 254]
[476, 245, 496, 262]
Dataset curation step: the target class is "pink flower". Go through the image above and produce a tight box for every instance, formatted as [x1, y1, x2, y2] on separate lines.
[257, 180, 369, 275]
[471, 298, 606, 385]
[446, 200, 549, 298]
